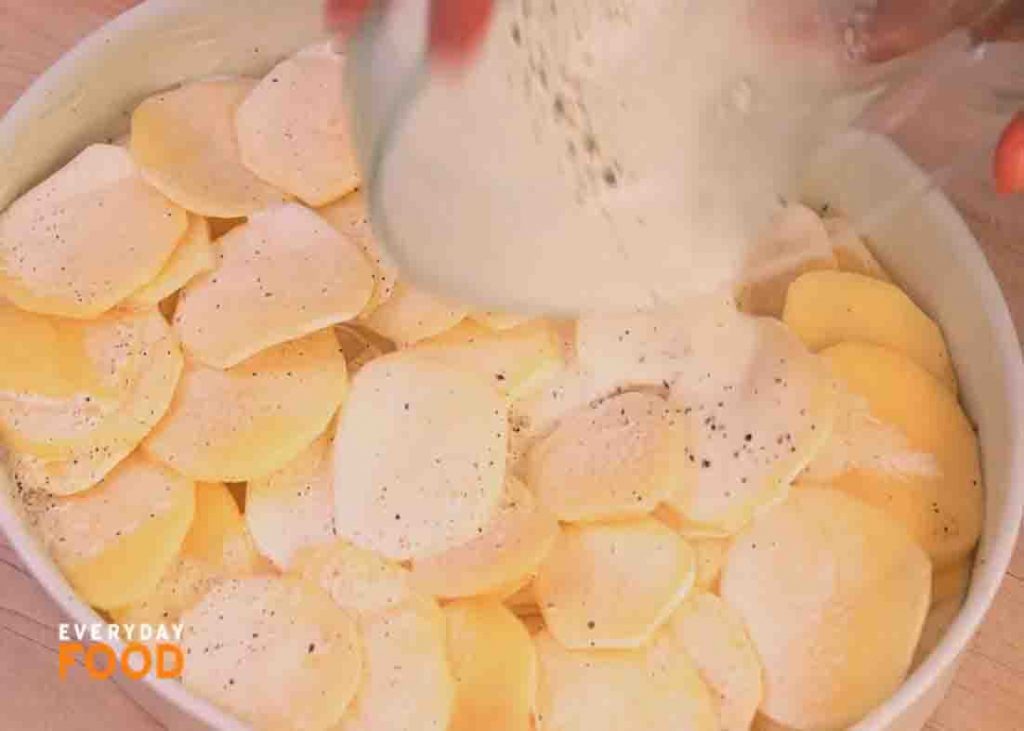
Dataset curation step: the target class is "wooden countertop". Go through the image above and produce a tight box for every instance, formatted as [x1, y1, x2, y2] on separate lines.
[1, 1, 1022, 729]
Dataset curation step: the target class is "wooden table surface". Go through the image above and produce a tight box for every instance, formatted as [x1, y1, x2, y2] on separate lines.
[1, 2, 1023, 729]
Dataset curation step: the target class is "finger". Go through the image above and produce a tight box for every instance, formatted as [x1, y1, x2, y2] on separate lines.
[428, 0, 494, 68]
[994, 112, 1024, 195]
[325, 0, 377, 36]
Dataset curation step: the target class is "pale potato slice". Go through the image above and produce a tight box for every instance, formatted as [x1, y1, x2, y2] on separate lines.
[293, 539, 414, 618]
[181, 576, 362, 730]
[334, 323, 393, 373]
[720, 488, 931, 730]
[413, 320, 564, 399]
[693, 537, 730, 590]
[783, 270, 956, 390]
[665, 591, 763, 731]
[174, 203, 374, 368]
[33, 454, 195, 609]
[144, 329, 347, 482]
[411, 477, 559, 599]
[471, 311, 530, 331]
[527, 391, 687, 522]
[823, 215, 891, 281]
[319, 191, 398, 314]
[814, 342, 982, 567]
[535, 518, 696, 649]
[0, 144, 187, 318]
[125, 214, 215, 308]
[130, 79, 288, 217]
[360, 281, 467, 347]
[236, 43, 359, 207]
[247, 432, 336, 569]
[109, 556, 219, 629]
[444, 599, 536, 731]
[933, 557, 972, 606]
[533, 629, 717, 731]
[337, 596, 453, 731]
[332, 353, 506, 560]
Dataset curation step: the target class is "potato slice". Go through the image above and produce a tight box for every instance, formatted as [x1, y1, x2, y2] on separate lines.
[533, 629, 717, 731]
[471, 311, 530, 331]
[720, 488, 931, 730]
[236, 43, 358, 207]
[413, 320, 564, 399]
[125, 214, 215, 308]
[208, 216, 246, 239]
[333, 353, 506, 560]
[334, 323, 393, 373]
[693, 538, 730, 590]
[144, 329, 347, 482]
[0, 144, 187, 318]
[360, 281, 467, 347]
[665, 591, 763, 731]
[444, 599, 536, 731]
[181, 576, 362, 730]
[933, 558, 972, 606]
[411, 477, 559, 599]
[33, 454, 195, 609]
[247, 432, 336, 569]
[783, 270, 956, 390]
[823, 215, 891, 281]
[174, 203, 373, 368]
[527, 391, 686, 522]
[130, 79, 288, 217]
[535, 518, 695, 649]
[814, 342, 982, 567]
[912, 596, 963, 669]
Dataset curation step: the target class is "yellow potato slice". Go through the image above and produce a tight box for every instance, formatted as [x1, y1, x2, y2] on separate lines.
[527, 391, 687, 522]
[319, 190, 398, 315]
[814, 342, 982, 567]
[411, 477, 559, 599]
[0, 144, 187, 318]
[208, 216, 246, 239]
[413, 320, 564, 399]
[444, 599, 536, 731]
[125, 214, 215, 308]
[912, 596, 964, 669]
[720, 488, 931, 730]
[665, 591, 763, 731]
[535, 518, 696, 649]
[334, 323, 394, 373]
[471, 311, 531, 331]
[752, 714, 797, 731]
[360, 281, 467, 347]
[693, 537, 730, 590]
[181, 576, 362, 730]
[33, 454, 195, 609]
[144, 329, 347, 482]
[236, 43, 359, 207]
[332, 353, 507, 560]
[823, 215, 891, 281]
[174, 203, 373, 368]
[783, 270, 956, 390]
[505, 580, 540, 617]
[247, 432, 336, 569]
[933, 557, 972, 606]
[533, 629, 717, 731]
[130, 79, 288, 217]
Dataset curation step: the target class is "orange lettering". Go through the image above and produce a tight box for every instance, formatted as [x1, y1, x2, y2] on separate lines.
[84, 643, 117, 680]
[58, 642, 83, 679]
[121, 643, 152, 680]
[156, 643, 184, 679]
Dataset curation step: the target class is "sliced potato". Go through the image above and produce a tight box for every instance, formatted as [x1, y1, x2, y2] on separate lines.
[693, 537, 730, 590]
[533, 629, 717, 731]
[208, 216, 246, 239]
[34, 454, 195, 609]
[535, 518, 695, 649]
[130, 79, 288, 217]
[360, 281, 467, 347]
[913, 596, 964, 669]
[783, 270, 956, 390]
[174, 203, 373, 368]
[144, 329, 347, 482]
[666, 591, 763, 731]
[334, 323, 394, 373]
[181, 576, 362, 730]
[824, 215, 891, 281]
[333, 352, 506, 560]
[109, 556, 219, 628]
[504, 580, 540, 618]
[293, 538, 413, 618]
[933, 558, 972, 606]
[0, 144, 187, 317]
[527, 391, 686, 522]
[471, 311, 530, 331]
[125, 214, 215, 308]
[720, 488, 931, 730]
[411, 477, 559, 599]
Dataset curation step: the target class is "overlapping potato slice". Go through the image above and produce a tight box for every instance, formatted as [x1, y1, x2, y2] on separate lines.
[144, 329, 347, 482]
[823, 215, 891, 281]
[912, 596, 964, 669]
[411, 477, 559, 599]
[360, 281, 467, 347]
[665, 591, 763, 731]
[32, 454, 195, 609]
[693, 537, 730, 590]
[130, 79, 288, 217]
[125, 214, 215, 308]
[535, 518, 695, 649]
[527, 391, 686, 522]
[533, 629, 717, 731]
[332, 353, 506, 560]
[813, 342, 982, 567]
[0, 144, 187, 317]
[181, 576, 362, 730]
[720, 488, 931, 730]
[334, 323, 394, 373]
[933, 557, 972, 606]
[471, 311, 530, 331]
[783, 270, 956, 389]
[236, 43, 359, 207]
[174, 203, 373, 368]
[444, 599, 536, 731]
